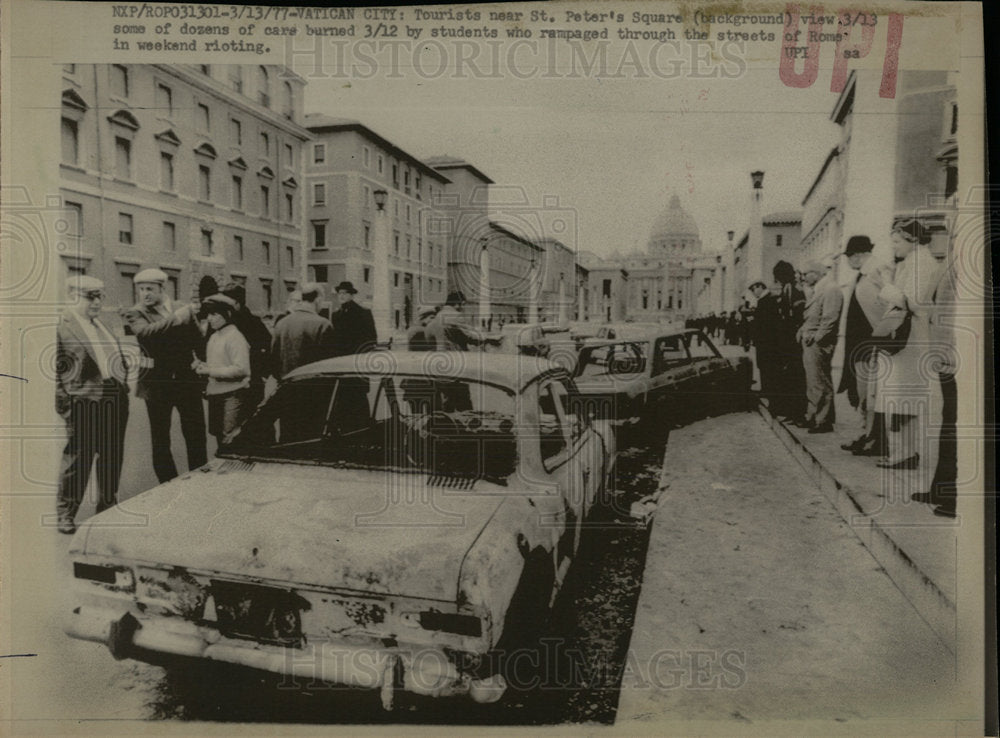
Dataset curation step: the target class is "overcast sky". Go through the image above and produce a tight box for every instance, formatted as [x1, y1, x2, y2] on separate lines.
[303, 62, 842, 258]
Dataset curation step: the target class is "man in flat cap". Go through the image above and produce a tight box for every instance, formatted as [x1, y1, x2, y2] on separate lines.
[121, 268, 207, 483]
[798, 258, 843, 432]
[330, 281, 377, 357]
[270, 281, 335, 378]
[55, 276, 130, 533]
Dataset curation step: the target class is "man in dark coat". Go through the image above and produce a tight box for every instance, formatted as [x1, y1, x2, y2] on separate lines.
[121, 268, 207, 483]
[270, 282, 335, 378]
[837, 236, 886, 453]
[222, 282, 272, 407]
[330, 281, 378, 356]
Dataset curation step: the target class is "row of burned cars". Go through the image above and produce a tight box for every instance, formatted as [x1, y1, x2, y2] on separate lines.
[65, 324, 751, 708]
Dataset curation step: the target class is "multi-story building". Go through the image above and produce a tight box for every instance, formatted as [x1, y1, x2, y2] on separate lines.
[59, 64, 310, 316]
[582, 194, 727, 322]
[427, 156, 540, 326]
[303, 116, 451, 326]
[536, 238, 577, 324]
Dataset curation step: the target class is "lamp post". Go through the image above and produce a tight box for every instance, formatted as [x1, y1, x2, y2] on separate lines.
[372, 188, 392, 344]
[479, 236, 491, 330]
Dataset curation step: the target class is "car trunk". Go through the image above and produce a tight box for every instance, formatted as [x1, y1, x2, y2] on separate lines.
[78, 460, 507, 602]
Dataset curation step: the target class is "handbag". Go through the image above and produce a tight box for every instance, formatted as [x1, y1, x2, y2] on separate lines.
[870, 307, 912, 355]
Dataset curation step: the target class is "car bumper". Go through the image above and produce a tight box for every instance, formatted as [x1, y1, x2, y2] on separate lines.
[65, 605, 506, 707]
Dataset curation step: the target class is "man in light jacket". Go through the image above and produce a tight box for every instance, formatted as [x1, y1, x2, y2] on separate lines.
[798, 259, 844, 433]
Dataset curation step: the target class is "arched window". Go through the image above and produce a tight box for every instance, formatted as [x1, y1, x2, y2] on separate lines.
[257, 66, 270, 107]
[282, 81, 294, 119]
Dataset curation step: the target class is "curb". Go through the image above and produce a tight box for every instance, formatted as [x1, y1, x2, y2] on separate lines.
[757, 401, 957, 655]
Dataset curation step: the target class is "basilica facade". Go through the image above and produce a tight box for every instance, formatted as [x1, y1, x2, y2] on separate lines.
[582, 194, 728, 323]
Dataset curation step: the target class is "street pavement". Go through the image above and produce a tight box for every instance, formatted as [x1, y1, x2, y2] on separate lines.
[616, 410, 972, 733]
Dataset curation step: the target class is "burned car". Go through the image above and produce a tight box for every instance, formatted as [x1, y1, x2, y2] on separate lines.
[571, 329, 753, 434]
[64, 352, 615, 708]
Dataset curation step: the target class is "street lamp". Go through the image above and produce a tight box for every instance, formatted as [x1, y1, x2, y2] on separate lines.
[750, 171, 764, 190]
[372, 188, 391, 344]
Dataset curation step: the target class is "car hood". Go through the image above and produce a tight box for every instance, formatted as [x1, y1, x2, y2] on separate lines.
[77, 460, 508, 601]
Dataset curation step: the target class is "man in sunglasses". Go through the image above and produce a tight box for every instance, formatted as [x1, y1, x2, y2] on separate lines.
[55, 276, 131, 534]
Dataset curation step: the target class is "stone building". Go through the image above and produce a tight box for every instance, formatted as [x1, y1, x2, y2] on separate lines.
[582, 194, 726, 322]
[426, 156, 541, 327]
[59, 64, 310, 315]
[303, 116, 450, 325]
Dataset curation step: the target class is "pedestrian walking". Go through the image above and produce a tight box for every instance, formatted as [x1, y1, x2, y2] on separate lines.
[192, 294, 252, 445]
[874, 219, 940, 470]
[221, 282, 271, 407]
[55, 276, 130, 534]
[798, 259, 844, 433]
[270, 282, 335, 378]
[121, 268, 207, 484]
[330, 281, 378, 356]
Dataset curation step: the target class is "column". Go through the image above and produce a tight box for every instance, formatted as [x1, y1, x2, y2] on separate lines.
[528, 258, 539, 323]
[557, 275, 567, 324]
[478, 239, 490, 329]
[372, 201, 392, 344]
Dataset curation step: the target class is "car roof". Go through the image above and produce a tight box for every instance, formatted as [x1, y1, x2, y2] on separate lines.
[284, 350, 566, 391]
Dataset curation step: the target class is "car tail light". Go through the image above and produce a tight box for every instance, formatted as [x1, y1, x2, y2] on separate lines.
[73, 562, 135, 592]
[415, 611, 482, 637]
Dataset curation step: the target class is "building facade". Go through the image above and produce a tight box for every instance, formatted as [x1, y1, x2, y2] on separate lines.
[59, 64, 310, 316]
[582, 194, 726, 323]
[303, 116, 451, 326]
[536, 238, 577, 324]
[428, 156, 542, 327]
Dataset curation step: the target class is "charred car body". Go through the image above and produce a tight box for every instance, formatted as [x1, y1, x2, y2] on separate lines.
[571, 329, 753, 436]
[64, 353, 615, 707]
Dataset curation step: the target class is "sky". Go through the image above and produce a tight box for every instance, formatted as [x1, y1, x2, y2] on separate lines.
[302, 59, 844, 259]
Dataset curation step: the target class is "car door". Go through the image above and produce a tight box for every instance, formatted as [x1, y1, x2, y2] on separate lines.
[649, 334, 696, 421]
[537, 378, 587, 589]
[684, 331, 732, 411]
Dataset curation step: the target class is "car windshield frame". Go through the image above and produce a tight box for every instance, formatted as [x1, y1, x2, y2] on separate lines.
[573, 340, 651, 379]
[219, 372, 519, 483]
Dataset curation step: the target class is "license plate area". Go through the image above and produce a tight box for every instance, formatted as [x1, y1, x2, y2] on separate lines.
[209, 580, 307, 648]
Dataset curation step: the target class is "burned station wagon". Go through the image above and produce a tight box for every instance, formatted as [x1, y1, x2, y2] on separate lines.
[65, 352, 615, 708]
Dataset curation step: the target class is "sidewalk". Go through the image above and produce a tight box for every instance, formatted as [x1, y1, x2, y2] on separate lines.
[615, 411, 960, 730]
[757, 392, 957, 654]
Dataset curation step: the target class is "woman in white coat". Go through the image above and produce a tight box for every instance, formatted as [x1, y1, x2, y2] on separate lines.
[874, 219, 942, 469]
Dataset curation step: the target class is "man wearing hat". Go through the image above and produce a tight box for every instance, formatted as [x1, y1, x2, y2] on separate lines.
[55, 276, 130, 533]
[838, 236, 889, 454]
[330, 281, 377, 357]
[121, 268, 207, 483]
[270, 281, 335, 377]
[798, 258, 844, 433]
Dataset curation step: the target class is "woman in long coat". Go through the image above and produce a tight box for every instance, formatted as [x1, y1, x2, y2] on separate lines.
[874, 219, 942, 469]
